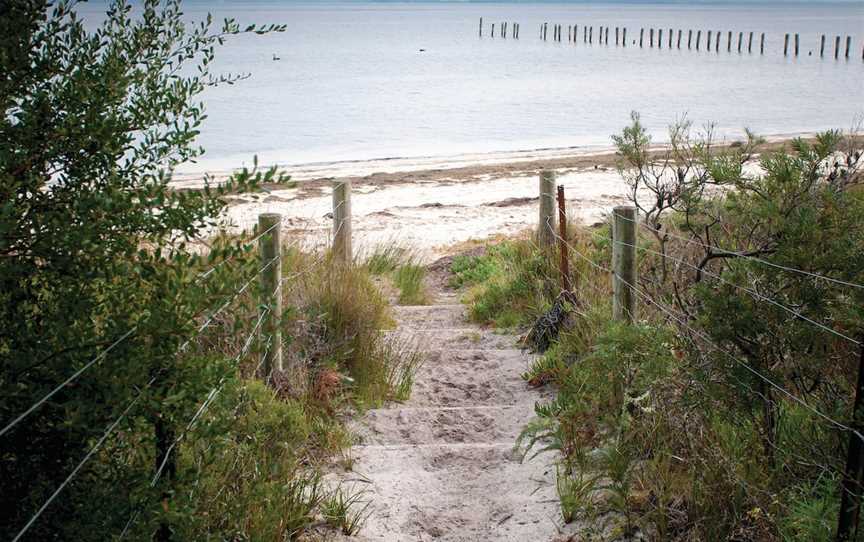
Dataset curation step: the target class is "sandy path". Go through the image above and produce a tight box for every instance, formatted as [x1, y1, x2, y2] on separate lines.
[332, 277, 580, 541]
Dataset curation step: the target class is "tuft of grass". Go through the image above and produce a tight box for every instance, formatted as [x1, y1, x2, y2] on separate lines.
[322, 485, 372, 535]
[362, 243, 413, 275]
[394, 264, 429, 305]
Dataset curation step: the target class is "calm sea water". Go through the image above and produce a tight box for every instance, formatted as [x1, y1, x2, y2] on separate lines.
[84, 1, 864, 172]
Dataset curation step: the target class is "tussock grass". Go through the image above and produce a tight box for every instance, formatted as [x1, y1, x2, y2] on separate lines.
[143, 246, 423, 540]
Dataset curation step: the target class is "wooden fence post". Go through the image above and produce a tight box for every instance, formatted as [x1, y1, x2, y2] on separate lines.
[748, 31, 753, 53]
[794, 33, 799, 56]
[837, 343, 864, 541]
[784, 33, 789, 56]
[612, 206, 637, 323]
[258, 213, 283, 377]
[332, 180, 352, 263]
[622, 27, 627, 46]
[836, 35, 841, 59]
[557, 186, 572, 292]
[847, 36, 852, 59]
[538, 170, 556, 247]
[760, 32, 765, 54]
[479, 17, 483, 38]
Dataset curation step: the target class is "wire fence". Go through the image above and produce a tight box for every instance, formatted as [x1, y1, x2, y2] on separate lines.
[539, 181, 864, 539]
[3, 207, 342, 540]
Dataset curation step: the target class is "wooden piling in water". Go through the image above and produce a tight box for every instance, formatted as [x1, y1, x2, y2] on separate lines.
[479, 17, 483, 38]
[583, 25, 587, 43]
[696, 30, 701, 51]
[784, 33, 789, 56]
[659, 28, 663, 49]
[669, 28, 673, 48]
[491, 23, 495, 38]
[503, 22, 507, 39]
[605, 27, 609, 45]
[706, 30, 711, 51]
[615, 27, 619, 45]
[677, 29, 682, 49]
[835, 35, 840, 59]
[748, 31, 753, 53]
[760, 33, 765, 54]
[623, 27, 627, 47]
[846, 36, 852, 59]
[738, 31, 743, 53]
[640, 28, 644, 47]
[688, 29, 692, 49]
[650, 28, 654, 47]
[820, 34, 826, 57]
[794, 33, 799, 56]
[715, 30, 721, 52]
[589, 26, 593, 44]
[727, 31, 732, 52]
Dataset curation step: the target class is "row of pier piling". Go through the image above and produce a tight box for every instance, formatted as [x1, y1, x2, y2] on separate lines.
[479, 19, 862, 60]
[479, 18, 520, 39]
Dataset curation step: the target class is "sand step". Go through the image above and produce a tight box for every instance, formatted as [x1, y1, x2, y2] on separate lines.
[384, 327, 521, 350]
[392, 304, 466, 329]
[353, 404, 538, 446]
[343, 443, 562, 542]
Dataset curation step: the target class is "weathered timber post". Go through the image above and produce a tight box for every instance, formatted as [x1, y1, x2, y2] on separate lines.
[615, 26, 619, 45]
[503, 22, 507, 38]
[760, 32, 765, 54]
[836, 35, 841, 59]
[599, 25, 603, 44]
[669, 28, 673, 48]
[650, 28, 654, 47]
[677, 29, 682, 49]
[739, 31, 744, 53]
[696, 29, 701, 50]
[479, 17, 483, 38]
[612, 206, 637, 323]
[715, 30, 721, 52]
[640, 28, 644, 47]
[589, 26, 593, 44]
[846, 36, 852, 59]
[836, 343, 864, 542]
[258, 213, 283, 377]
[568, 25, 572, 42]
[557, 186, 572, 292]
[622, 27, 627, 46]
[538, 170, 556, 248]
[584, 25, 587, 43]
[659, 28, 664, 48]
[794, 33, 799, 56]
[748, 31, 753, 53]
[821, 34, 826, 57]
[491, 23, 495, 38]
[332, 180, 352, 263]
[605, 27, 609, 44]
[706, 30, 711, 51]
[688, 29, 692, 49]
[784, 33, 789, 56]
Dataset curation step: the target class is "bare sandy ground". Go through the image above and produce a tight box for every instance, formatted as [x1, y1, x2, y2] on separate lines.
[320, 278, 585, 541]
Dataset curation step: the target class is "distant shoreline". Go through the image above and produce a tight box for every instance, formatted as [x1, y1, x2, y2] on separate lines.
[171, 130, 818, 195]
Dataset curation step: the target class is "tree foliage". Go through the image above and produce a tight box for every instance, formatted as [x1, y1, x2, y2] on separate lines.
[0, 1, 286, 537]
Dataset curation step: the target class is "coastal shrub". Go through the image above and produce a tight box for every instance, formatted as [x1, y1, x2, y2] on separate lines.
[497, 123, 864, 539]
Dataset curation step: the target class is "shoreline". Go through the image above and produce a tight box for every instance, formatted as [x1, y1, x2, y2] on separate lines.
[203, 133, 819, 260]
[171, 130, 817, 192]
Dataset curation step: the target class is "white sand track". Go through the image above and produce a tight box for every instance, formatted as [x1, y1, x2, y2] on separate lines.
[324, 288, 584, 541]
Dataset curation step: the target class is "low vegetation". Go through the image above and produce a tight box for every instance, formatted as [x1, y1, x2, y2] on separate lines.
[453, 120, 864, 541]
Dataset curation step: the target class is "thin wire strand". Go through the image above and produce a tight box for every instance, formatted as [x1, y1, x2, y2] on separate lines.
[610, 238, 861, 346]
[151, 309, 269, 487]
[0, 327, 138, 438]
[548, 226, 864, 444]
[617, 212, 864, 291]
[11, 377, 155, 542]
